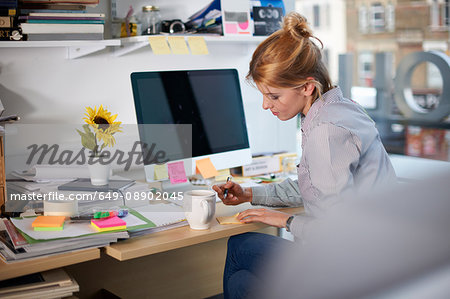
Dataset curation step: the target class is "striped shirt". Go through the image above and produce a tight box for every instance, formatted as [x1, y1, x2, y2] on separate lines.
[251, 86, 396, 238]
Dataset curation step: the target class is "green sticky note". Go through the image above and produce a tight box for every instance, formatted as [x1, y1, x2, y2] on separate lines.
[34, 224, 64, 231]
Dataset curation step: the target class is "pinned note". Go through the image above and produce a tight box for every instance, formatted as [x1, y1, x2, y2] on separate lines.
[168, 36, 190, 55]
[148, 36, 171, 55]
[187, 36, 209, 55]
[154, 164, 169, 180]
[167, 161, 188, 184]
[196, 157, 219, 179]
[215, 168, 231, 182]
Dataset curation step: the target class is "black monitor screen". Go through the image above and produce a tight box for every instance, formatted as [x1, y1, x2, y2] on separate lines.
[131, 69, 250, 160]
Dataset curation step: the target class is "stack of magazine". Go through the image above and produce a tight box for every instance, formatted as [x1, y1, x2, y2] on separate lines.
[0, 218, 128, 263]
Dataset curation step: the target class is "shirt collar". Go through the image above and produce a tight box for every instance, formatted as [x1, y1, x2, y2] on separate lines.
[301, 86, 343, 132]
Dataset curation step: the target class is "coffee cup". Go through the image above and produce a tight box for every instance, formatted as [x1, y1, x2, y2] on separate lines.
[183, 190, 216, 230]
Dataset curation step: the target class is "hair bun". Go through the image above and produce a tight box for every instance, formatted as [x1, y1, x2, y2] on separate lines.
[282, 12, 312, 40]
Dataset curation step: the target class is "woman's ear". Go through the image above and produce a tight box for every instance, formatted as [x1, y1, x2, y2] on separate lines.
[303, 77, 316, 96]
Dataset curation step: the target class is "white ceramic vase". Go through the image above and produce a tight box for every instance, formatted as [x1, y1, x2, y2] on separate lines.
[88, 163, 111, 186]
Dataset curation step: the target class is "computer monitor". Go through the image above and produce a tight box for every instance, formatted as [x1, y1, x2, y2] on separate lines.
[131, 69, 252, 185]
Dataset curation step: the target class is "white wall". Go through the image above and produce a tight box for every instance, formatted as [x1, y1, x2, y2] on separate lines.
[0, 0, 298, 173]
[295, 0, 346, 84]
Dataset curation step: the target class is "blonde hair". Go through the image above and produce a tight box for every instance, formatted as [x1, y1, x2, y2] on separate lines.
[247, 12, 333, 101]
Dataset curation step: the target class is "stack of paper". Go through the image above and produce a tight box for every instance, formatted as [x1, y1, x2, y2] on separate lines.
[0, 268, 79, 299]
[32, 216, 65, 231]
[91, 216, 126, 232]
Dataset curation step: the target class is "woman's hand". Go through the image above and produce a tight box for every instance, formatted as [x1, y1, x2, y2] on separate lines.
[237, 209, 292, 228]
[212, 181, 252, 205]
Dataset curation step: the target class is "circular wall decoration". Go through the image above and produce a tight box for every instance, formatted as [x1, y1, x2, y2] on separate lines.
[394, 51, 450, 121]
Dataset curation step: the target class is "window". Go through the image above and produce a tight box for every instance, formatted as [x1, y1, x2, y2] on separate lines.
[430, 0, 450, 28]
[313, 5, 320, 28]
[359, 5, 369, 33]
[370, 3, 385, 32]
[358, 52, 374, 87]
[386, 2, 395, 32]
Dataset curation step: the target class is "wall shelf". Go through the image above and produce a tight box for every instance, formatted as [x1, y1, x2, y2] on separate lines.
[113, 35, 266, 57]
[0, 35, 266, 58]
[0, 39, 121, 59]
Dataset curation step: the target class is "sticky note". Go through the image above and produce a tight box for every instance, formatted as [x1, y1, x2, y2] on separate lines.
[91, 216, 127, 232]
[196, 158, 219, 179]
[168, 36, 189, 55]
[187, 36, 209, 55]
[34, 225, 64, 231]
[215, 168, 231, 182]
[217, 213, 242, 225]
[32, 216, 65, 228]
[148, 36, 171, 55]
[154, 164, 169, 180]
[91, 216, 126, 228]
[167, 161, 188, 184]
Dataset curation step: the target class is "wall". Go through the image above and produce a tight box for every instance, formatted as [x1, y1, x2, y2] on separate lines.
[0, 0, 298, 175]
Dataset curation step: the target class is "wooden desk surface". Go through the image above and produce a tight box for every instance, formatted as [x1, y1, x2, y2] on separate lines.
[105, 203, 303, 261]
[0, 247, 100, 281]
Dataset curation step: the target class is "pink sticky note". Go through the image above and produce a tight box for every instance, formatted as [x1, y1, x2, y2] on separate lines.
[167, 161, 188, 184]
[91, 216, 126, 228]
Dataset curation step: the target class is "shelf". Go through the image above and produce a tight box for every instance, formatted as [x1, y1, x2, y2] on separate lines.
[0, 39, 120, 59]
[0, 35, 266, 58]
[113, 34, 266, 57]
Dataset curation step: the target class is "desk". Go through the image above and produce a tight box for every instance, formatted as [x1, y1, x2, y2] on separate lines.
[65, 203, 302, 298]
[0, 248, 100, 281]
[1, 200, 302, 298]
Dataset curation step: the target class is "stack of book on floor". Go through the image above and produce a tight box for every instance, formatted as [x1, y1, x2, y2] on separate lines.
[17, 0, 104, 40]
[0, 217, 128, 263]
[0, 268, 79, 298]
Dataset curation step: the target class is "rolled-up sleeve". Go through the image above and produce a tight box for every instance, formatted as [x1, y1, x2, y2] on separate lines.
[251, 178, 303, 207]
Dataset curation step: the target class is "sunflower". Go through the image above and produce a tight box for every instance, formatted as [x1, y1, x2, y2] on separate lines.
[83, 105, 122, 148]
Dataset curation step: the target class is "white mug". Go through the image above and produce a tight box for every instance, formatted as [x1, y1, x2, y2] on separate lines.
[183, 190, 216, 230]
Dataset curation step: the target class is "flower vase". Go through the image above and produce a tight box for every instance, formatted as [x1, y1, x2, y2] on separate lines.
[88, 163, 111, 186]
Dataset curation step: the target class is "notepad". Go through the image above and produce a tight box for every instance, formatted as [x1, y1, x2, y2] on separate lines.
[91, 216, 127, 232]
[32, 216, 66, 228]
[148, 36, 171, 55]
[196, 157, 219, 179]
[216, 213, 242, 225]
[168, 36, 189, 55]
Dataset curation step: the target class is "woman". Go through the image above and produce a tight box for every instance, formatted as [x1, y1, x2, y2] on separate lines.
[212, 12, 396, 299]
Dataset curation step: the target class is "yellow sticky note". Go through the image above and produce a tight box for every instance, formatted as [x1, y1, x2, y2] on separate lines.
[196, 157, 219, 179]
[168, 36, 190, 55]
[148, 36, 171, 55]
[217, 213, 242, 225]
[215, 168, 231, 182]
[187, 36, 209, 55]
[154, 164, 169, 180]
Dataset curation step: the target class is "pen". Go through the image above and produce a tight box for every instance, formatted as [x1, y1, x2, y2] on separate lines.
[223, 176, 231, 199]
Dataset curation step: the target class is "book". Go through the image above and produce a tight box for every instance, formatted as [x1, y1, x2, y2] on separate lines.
[19, 3, 87, 10]
[25, 19, 104, 24]
[20, 22, 103, 33]
[20, 0, 98, 4]
[28, 12, 104, 17]
[26, 32, 103, 40]
[0, 27, 23, 40]
[19, 15, 104, 20]
[2, 219, 28, 249]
